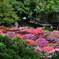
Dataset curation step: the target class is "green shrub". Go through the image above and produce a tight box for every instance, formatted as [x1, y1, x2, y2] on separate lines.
[0, 35, 41, 59]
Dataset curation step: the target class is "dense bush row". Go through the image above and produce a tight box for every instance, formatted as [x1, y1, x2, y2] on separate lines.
[0, 27, 59, 59]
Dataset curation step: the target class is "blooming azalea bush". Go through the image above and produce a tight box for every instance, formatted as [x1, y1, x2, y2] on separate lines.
[46, 35, 58, 43]
[32, 28, 44, 37]
[42, 46, 54, 52]
[4, 32, 17, 38]
[22, 28, 44, 37]
[36, 38, 48, 47]
[24, 39, 36, 46]
[22, 34, 35, 40]
[0, 27, 59, 59]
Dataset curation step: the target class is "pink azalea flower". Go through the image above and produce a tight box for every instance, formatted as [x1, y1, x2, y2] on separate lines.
[49, 48, 59, 53]
[0, 31, 3, 33]
[33, 46, 42, 51]
[50, 30, 59, 37]
[0, 31, 6, 36]
[36, 38, 48, 47]
[24, 39, 36, 46]
[50, 30, 59, 35]
[42, 46, 54, 52]
[22, 28, 44, 37]
[18, 27, 23, 30]
[9, 27, 18, 30]
[33, 46, 45, 56]
[32, 28, 44, 37]
[4, 32, 17, 38]
[22, 34, 35, 40]
[46, 35, 58, 41]
[22, 29, 33, 33]
[54, 41, 59, 48]
[0, 33, 6, 36]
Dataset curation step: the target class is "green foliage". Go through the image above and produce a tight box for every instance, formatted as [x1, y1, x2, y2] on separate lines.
[0, 0, 19, 26]
[45, 0, 59, 13]
[0, 42, 6, 49]
[14, 0, 59, 22]
[0, 35, 41, 59]
[0, 0, 59, 26]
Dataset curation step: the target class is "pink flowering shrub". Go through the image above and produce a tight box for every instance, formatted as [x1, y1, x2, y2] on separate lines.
[18, 27, 23, 30]
[33, 46, 42, 51]
[0, 31, 6, 36]
[24, 39, 36, 46]
[9, 27, 18, 30]
[4, 32, 17, 38]
[49, 48, 59, 53]
[36, 38, 48, 47]
[0, 31, 3, 33]
[42, 46, 54, 52]
[0, 27, 59, 58]
[33, 46, 43, 55]
[22, 28, 44, 37]
[54, 41, 59, 48]
[22, 34, 35, 40]
[46, 35, 58, 42]
[22, 29, 33, 33]
[50, 30, 59, 35]
[50, 30, 59, 38]
[32, 28, 44, 37]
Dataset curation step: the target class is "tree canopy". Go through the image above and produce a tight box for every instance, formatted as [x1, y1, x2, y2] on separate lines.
[0, 0, 19, 26]
[0, 0, 59, 26]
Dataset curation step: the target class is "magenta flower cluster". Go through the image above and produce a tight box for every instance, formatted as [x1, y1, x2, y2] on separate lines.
[47, 35, 58, 42]
[50, 30, 59, 35]
[22, 34, 35, 40]
[36, 38, 48, 47]
[5, 32, 17, 38]
[54, 41, 59, 48]
[49, 48, 59, 54]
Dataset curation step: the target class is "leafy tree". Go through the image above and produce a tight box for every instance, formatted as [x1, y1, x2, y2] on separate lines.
[34, 0, 59, 23]
[10, 0, 36, 20]
[45, 0, 59, 22]
[0, 0, 19, 26]
[0, 0, 59, 26]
